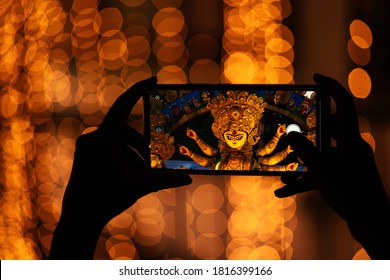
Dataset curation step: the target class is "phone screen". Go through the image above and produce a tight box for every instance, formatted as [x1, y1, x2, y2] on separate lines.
[146, 84, 323, 175]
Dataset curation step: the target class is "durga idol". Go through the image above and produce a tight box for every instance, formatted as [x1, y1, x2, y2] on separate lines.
[179, 90, 299, 171]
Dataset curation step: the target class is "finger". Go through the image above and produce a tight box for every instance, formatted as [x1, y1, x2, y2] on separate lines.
[100, 76, 157, 133]
[124, 126, 149, 162]
[328, 114, 338, 141]
[287, 132, 323, 179]
[313, 73, 360, 148]
[123, 143, 146, 168]
[145, 170, 193, 191]
[280, 172, 301, 185]
[274, 175, 314, 198]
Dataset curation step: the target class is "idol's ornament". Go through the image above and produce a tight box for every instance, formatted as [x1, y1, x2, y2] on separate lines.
[149, 112, 175, 168]
[305, 109, 317, 145]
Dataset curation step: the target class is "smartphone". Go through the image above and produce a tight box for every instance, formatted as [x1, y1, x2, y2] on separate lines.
[144, 83, 328, 175]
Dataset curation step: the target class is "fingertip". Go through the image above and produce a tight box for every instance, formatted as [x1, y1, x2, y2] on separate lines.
[143, 76, 158, 88]
[286, 131, 305, 147]
[148, 76, 158, 85]
[274, 189, 282, 198]
[286, 131, 318, 165]
[313, 73, 323, 81]
[280, 172, 300, 184]
[132, 76, 157, 91]
[274, 176, 313, 198]
[313, 73, 331, 85]
[152, 169, 193, 186]
[173, 172, 192, 185]
[274, 187, 288, 198]
[183, 174, 193, 185]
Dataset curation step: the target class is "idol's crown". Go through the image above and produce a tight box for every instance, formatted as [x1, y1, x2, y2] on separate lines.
[207, 90, 266, 145]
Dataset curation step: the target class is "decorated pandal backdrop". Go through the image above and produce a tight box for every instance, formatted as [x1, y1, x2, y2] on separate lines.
[0, 0, 376, 259]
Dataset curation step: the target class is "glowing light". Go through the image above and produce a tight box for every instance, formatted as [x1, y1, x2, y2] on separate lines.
[224, 52, 258, 83]
[266, 37, 293, 53]
[193, 234, 225, 259]
[248, 245, 281, 260]
[98, 32, 128, 70]
[196, 211, 227, 235]
[348, 68, 371, 98]
[352, 248, 370, 260]
[152, 8, 185, 37]
[286, 124, 302, 135]
[350, 19, 372, 49]
[157, 65, 187, 83]
[192, 184, 224, 213]
[189, 59, 220, 83]
[228, 209, 260, 236]
[105, 234, 137, 260]
[264, 68, 293, 84]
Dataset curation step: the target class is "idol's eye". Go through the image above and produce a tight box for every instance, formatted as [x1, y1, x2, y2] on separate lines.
[226, 135, 234, 140]
[235, 135, 243, 140]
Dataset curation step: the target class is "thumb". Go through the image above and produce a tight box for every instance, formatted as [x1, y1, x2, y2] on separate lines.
[287, 132, 319, 169]
[274, 175, 314, 198]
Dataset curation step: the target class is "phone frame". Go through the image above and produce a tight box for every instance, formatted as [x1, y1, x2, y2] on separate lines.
[144, 83, 329, 176]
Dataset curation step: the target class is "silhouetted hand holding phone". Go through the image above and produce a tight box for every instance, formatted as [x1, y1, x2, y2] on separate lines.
[49, 77, 192, 259]
[275, 73, 390, 260]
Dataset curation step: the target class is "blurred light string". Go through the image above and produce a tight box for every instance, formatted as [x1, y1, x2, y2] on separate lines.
[348, 19, 372, 99]
[222, 0, 297, 260]
[348, 14, 374, 260]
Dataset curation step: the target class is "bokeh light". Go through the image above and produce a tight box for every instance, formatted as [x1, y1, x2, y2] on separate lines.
[222, 0, 294, 84]
[352, 248, 370, 260]
[350, 19, 372, 49]
[348, 67, 372, 99]
[222, 0, 296, 260]
[348, 19, 372, 98]
[152, 8, 185, 37]
[0, 0, 304, 261]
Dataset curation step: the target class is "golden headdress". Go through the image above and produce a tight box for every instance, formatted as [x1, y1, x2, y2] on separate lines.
[150, 130, 175, 161]
[150, 112, 175, 162]
[207, 90, 266, 146]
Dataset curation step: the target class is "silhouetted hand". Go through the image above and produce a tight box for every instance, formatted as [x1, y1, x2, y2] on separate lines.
[275, 73, 390, 260]
[49, 77, 192, 259]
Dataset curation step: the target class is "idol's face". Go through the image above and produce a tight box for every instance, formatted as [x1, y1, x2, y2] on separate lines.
[223, 130, 247, 149]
